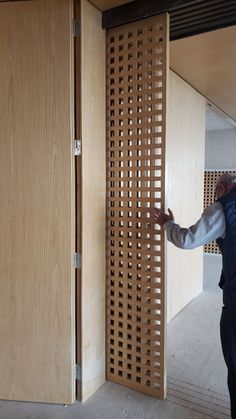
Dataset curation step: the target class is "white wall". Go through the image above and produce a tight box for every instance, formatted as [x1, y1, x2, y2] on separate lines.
[166, 71, 206, 322]
[205, 128, 236, 170]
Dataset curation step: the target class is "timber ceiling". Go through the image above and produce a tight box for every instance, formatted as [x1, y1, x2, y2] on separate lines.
[102, 0, 236, 123]
[170, 25, 236, 123]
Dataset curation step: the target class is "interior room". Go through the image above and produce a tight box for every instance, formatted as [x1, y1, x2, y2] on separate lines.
[0, 0, 235, 418]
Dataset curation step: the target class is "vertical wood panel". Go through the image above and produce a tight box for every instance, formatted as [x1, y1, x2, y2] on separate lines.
[0, 0, 75, 404]
[106, 14, 168, 399]
[80, 0, 106, 402]
[166, 70, 205, 322]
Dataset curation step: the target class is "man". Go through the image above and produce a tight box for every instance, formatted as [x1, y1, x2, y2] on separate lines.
[151, 173, 236, 419]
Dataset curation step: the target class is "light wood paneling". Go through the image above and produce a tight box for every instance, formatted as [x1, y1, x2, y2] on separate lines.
[166, 71, 205, 322]
[90, 0, 134, 11]
[106, 14, 169, 399]
[80, 0, 106, 402]
[0, 0, 75, 404]
[170, 26, 236, 123]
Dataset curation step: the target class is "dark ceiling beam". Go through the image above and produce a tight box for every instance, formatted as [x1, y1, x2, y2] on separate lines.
[102, 0, 206, 29]
[102, 0, 236, 41]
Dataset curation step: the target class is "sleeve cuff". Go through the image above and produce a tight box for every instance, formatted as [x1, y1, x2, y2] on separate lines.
[163, 220, 175, 231]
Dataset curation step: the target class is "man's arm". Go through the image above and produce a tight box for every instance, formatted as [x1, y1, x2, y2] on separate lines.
[151, 202, 225, 249]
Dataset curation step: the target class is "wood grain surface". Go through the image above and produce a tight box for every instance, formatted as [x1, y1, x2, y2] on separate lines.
[0, 0, 75, 404]
[106, 14, 169, 399]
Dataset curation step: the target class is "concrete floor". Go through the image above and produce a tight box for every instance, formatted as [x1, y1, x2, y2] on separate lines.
[0, 254, 230, 419]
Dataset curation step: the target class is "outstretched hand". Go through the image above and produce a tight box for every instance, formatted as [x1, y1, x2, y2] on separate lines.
[150, 208, 174, 227]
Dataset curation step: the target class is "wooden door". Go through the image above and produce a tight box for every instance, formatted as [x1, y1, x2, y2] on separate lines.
[0, 0, 76, 404]
[106, 14, 169, 399]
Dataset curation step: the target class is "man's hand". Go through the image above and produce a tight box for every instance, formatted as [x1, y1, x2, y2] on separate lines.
[150, 208, 174, 227]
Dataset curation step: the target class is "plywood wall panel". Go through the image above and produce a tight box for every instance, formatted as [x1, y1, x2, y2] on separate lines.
[80, 0, 106, 402]
[0, 0, 75, 404]
[166, 71, 205, 322]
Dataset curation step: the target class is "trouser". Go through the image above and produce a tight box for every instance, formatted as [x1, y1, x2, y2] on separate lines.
[220, 305, 236, 419]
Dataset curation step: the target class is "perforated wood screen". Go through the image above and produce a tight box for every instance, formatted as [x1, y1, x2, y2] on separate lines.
[204, 170, 236, 254]
[106, 14, 168, 399]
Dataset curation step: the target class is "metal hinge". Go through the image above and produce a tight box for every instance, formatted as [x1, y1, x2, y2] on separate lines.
[74, 364, 81, 380]
[74, 139, 81, 156]
[73, 19, 80, 37]
[74, 252, 81, 269]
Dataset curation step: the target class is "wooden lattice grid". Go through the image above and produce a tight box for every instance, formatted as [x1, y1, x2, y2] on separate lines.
[204, 170, 236, 254]
[106, 14, 168, 398]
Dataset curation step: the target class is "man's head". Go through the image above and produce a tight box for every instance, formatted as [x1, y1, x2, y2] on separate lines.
[215, 173, 236, 200]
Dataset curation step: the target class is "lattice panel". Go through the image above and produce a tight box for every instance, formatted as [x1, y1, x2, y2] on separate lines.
[106, 14, 168, 399]
[204, 170, 236, 254]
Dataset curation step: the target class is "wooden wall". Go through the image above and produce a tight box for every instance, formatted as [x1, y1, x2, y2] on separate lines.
[80, 0, 106, 401]
[0, 0, 76, 404]
[166, 71, 206, 322]
[79, 6, 205, 397]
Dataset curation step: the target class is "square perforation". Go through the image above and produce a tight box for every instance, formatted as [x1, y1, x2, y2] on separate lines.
[106, 15, 168, 399]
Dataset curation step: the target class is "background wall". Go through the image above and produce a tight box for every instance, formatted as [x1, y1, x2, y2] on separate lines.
[166, 71, 206, 322]
[205, 128, 236, 169]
